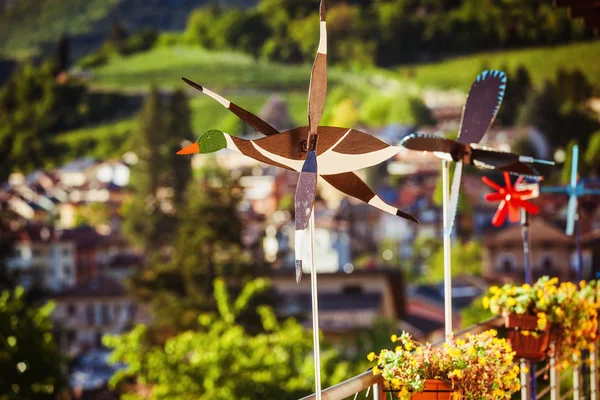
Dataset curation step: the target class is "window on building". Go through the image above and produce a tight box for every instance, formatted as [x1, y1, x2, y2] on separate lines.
[86, 304, 94, 325]
[102, 305, 110, 324]
[497, 254, 516, 274]
[67, 304, 76, 316]
[540, 255, 556, 276]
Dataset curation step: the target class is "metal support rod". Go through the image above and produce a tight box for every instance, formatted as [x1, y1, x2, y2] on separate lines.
[575, 213, 584, 282]
[591, 344, 597, 400]
[442, 160, 452, 338]
[550, 351, 559, 400]
[300, 370, 383, 400]
[573, 360, 580, 400]
[309, 211, 322, 400]
[521, 209, 536, 399]
[520, 358, 529, 400]
[373, 383, 385, 400]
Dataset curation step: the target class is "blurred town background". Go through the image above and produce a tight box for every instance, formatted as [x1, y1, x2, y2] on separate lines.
[0, 0, 600, 398]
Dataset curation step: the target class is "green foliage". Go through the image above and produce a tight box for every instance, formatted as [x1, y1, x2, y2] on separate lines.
[78, 27, 158, 69]
[584, 131, 600, 175]
[0, 0, 120, 57]
[105, 278, 351, 399]
[121, 87, 192, 252]
[0, 287, 66, 399]
[497, 65, 531, 125]
[518, 69, 600, 150]
[460, 296, 493, 329]
[397, 42, 600, 91]
[0, 61, 89, 180]
[175, 0, 589, 67]
[425, 241, 482, 283]
[126, 166, 256, 332]
[54, 118, 135, 160]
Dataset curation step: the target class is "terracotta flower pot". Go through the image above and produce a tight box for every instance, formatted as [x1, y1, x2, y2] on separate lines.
[411, 380, 455, 399]
[505, 313, 551, 362]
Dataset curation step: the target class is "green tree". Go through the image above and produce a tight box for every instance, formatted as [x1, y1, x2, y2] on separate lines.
[121, 87, 192, 252]
[497, 65, 531, 126]
[0, 61, 87, 180]
[0, 287, 66, 399]
[127, 167, 256, 332]
[105, 278, 352, 399]
[584, 131, 600, 176]
[425, 240, 482, 283]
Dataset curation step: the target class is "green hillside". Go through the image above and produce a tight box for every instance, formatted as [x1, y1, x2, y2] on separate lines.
[0, 0, 255, 58]
[397, 41, 600, 91]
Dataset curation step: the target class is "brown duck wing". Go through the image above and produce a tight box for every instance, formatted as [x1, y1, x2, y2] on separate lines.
[250, 126, 348, 159]
[322, 172, 418, 223]
[328, 128, 391, 155]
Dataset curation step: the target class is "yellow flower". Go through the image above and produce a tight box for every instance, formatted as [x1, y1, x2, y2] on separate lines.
[450, 369, 464, 379]
[451, 392, 461, 400]
[391, 334, 398, 342]
[398, 387, 409, 398]
[482, 296, 490, 309]
[405, 341, 414, 351]
[373, 365, 381, 375]
[367, 352, 376, 362]
[506, 298, 517, 307]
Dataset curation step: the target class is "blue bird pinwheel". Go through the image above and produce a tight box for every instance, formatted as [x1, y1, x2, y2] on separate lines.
[542, 145, 600, 236]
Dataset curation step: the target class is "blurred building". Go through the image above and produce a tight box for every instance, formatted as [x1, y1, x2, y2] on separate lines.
[52, 277, 134, 355]
[482, 218, 576, 283]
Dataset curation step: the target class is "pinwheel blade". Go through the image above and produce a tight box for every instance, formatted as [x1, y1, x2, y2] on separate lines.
[400, 133, 463, 156]
[295, 150, 318, 282]
[485, 192, 505, 202]
[471, 147, 519, 168]
[481, 176, 503, 191]
[507, 201, 520, 223]
[513, 198, 540, 215]
[565, 194, 578, 236]
[570, 144, 579, 190]
[457, 70, 506, 145]
[492, 200, 508, 227]
[446, 161, 463, 233]
[308, 0, 327, 135]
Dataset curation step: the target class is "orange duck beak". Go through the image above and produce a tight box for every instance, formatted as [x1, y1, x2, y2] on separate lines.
[177, 142, 199, 155]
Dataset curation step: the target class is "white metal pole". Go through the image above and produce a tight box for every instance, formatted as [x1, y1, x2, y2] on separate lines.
[520, 358, 529, 400]
[573, 360, 580, 399]
[442, 160, 453, 338]
[591, 344, 597, 400]
[550, 352, 558, 400]
[309, 210, 322, 400]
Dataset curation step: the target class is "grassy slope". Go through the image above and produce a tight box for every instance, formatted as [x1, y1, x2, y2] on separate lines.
[397, 41, 600, 90]
[61, 41, 600, 160]
[0, 0, 119, 57]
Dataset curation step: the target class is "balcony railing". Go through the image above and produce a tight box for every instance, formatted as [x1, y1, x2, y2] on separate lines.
[300, 316, 599, 400]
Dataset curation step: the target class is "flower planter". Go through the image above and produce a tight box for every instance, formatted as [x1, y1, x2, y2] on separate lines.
[411, 380, 455, 399]
[505, 313, 551, 362]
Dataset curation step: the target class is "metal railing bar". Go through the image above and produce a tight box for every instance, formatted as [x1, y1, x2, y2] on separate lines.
[558, 388, 573, 400]
[299, 369, 384, 400]
[429, 316, 503, 347]
[535, 364, 550, 378]
[536, 384, 551, 399]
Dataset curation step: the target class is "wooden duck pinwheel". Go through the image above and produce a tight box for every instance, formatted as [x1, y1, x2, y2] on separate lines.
[400, 70, 553, 232]
[177, 0, 418, 282]
[483, 172, 539, 227]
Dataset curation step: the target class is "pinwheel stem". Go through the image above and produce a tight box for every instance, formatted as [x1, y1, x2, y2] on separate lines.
[308, 211, 322, 399]
[520, 209, 536, 400]
[442, 160, 453, 339]
[575, 213, 583, 282]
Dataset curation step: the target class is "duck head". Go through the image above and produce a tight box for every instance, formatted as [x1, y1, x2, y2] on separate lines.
[177, 130, 227, 155]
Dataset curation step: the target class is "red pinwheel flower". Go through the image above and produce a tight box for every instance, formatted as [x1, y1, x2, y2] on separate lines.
[482, 172, 539, 227]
